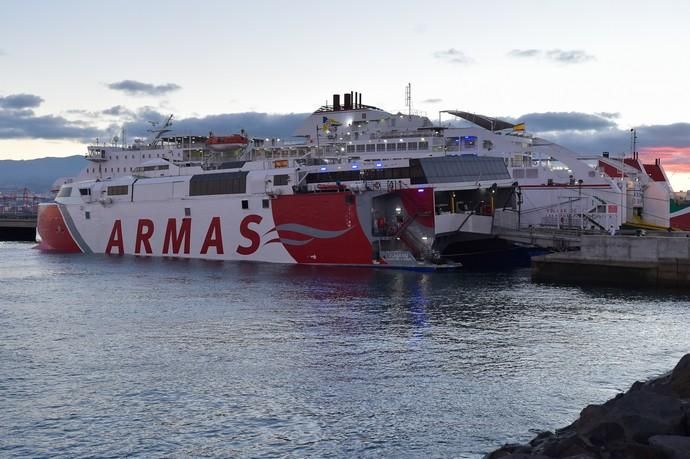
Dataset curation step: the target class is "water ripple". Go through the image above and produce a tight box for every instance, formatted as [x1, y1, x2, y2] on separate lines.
[1, 242, 689, 458]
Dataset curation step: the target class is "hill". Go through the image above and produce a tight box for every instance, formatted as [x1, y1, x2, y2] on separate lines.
[0, 155, 86, 193]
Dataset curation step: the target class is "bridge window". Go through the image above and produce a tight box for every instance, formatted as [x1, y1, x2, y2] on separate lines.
[57, 187, 72, 197]
[273, 174, 289, 186]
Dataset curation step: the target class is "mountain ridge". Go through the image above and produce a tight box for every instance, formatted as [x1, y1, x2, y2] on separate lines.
[0, 155, 86, 193]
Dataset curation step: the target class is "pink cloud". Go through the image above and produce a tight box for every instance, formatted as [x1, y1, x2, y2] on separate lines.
[640, 146, 690, 173]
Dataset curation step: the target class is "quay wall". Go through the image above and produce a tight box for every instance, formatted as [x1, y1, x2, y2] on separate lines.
[532, 235, 690, 288]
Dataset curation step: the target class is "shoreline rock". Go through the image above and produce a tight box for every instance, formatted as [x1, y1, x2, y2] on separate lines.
[485, 354, 690, 458]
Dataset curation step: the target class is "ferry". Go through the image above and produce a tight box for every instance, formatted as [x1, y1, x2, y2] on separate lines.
[38, 90, 674, 266]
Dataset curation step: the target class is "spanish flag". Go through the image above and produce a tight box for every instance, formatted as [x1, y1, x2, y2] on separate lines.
[513, 122, 526, 132]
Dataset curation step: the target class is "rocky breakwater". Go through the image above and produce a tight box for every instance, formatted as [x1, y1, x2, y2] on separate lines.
[486, 354, 690, 458]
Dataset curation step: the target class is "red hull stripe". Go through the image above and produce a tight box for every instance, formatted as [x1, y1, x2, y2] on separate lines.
[271, 192, 372, 264]
[36, 204, 82, 253]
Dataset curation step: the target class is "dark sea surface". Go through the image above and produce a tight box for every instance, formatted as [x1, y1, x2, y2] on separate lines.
[1, 241, 689, 458]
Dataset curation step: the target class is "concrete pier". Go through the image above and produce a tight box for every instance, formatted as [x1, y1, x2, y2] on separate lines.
[0, 216, 37, 241]
[532, 234, 690, 288]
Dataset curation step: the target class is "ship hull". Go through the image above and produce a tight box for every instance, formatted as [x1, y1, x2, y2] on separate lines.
[38, 193, 380, 265]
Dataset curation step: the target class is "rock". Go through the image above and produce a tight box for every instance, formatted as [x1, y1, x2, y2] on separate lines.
[648, 435, 690, 458]
[484, 354, 690, 458]
[670, 354, 690, 398]
[576, 391, 686, 444]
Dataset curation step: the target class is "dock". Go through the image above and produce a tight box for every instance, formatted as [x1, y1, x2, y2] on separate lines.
[0, 215, 37, 241]
[532, 234, 690, 288]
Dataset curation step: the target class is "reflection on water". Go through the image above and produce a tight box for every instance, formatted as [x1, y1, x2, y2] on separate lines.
[1, 242, 689, 458]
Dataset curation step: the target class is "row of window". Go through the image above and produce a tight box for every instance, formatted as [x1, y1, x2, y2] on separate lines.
[305, 167, 412, 184]
[108, 185, 129, 196]
[242, 199, 271, 209]
[189, 172, 249, 196]
[345, 141, 429, 154]
[106, 152, 182, 161]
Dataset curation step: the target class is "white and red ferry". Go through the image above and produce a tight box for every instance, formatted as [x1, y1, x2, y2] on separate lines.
[38, 98, 521, 267]
[38, 90, 676, 266]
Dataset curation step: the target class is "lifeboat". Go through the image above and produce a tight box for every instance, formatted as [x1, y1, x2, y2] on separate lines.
[205, 133, 249, 151]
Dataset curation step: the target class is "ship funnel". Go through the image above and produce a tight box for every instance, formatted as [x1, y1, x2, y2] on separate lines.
[344, 93, 352, 110]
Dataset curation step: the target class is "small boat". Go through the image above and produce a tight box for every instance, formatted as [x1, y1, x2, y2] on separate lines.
[205, 133, 249, 151]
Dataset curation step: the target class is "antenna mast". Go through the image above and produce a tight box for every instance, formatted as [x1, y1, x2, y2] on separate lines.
[630, 128, 638, 159]
[405, 82, 412, 117]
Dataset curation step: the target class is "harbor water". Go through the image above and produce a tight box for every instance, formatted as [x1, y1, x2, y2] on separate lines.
[1, 241, 689, 458]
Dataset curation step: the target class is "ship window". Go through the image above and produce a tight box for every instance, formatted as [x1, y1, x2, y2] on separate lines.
[386, 143, 396, 152]
[116, 156, 118, 160]
[407, 142, 418, 150]
[418, 141, 429, 150]
[79, 188, 91, 196]
[108, 185, 129, 196]
[366, 144, 376, 152]
[57, 187, 72, 197]
[189, 171, 248, 196]
[273, 174, 289, 186]
[376, 144, 386, 152]
[397, 143, 407, 151]
[262, 199, 270, 209]
[241, 200, 249, 209]
[85, 211, 90, 220]
[346, 145, 355, 153]
[356, 144, 366, 153]
[462, 136, 477, 148]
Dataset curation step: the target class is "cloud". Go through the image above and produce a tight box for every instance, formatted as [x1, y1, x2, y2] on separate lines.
[433, 48, 473, 64]
[0, 93, 44, 109]
[520, 115, 690, 161]
[508, 48, 595, 64]
[546, 49, 595, 64]
[508, 49, 540, 58]
[422, 98, 442, 104]
[120, 109, 308, 140]
[516, 112, 616, 132]
[107, 80, 181, 96]
[102, 105, 135, 117]
[0, 110, 101, 140]
[596, 112, 620, 119]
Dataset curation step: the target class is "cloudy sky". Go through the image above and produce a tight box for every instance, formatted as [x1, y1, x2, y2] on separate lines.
[2, 0, 690, 188]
